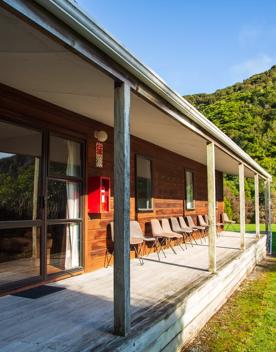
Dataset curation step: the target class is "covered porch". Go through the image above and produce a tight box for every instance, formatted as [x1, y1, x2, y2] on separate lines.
[0, 232, 266, 352]
[0, 0, 272, 348]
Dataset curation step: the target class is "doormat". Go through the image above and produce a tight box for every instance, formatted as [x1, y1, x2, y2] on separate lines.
[12, 285, 66, 299]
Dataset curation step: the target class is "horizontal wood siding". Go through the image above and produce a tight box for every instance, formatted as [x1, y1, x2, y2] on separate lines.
[0, 84, 224, 273]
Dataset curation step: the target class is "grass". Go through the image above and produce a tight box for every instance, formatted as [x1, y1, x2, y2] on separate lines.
[184, 257, 276, 352]
[227, 223, 276, 253]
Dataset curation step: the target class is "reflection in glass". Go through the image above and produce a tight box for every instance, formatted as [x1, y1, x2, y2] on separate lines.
[0, 121, 41, 221]
[186, 171, 195, 210]
[47, 223, 80, 273]
[0, 227, 41, 286]
[48, 180, 80, 219]
[49, 136, 81, 178]
[136, 156, 152, 210]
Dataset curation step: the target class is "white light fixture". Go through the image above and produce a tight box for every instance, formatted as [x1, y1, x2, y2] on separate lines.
[94, 130, 108, 143]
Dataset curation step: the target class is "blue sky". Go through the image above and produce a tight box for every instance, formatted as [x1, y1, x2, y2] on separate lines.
[77, 0, 276, 95]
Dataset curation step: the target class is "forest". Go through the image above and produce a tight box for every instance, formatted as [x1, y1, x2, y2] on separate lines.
[186, 66, 276, 222]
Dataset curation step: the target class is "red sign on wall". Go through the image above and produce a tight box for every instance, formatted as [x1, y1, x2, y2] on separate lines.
[96, 142, 103, 168]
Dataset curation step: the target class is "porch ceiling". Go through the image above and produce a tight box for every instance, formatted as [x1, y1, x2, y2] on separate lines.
[0, 7, 254, 177]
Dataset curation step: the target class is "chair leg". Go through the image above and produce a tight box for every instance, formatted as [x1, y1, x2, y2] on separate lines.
[104, 249, 113, 268]
[197, 230, 203, 244]
[146, 241, 156, 257]
[154, 240, 161, 261]
[168, 238, 177, 254]
[142, 242, 147, 256]
[138, 243, 144, 265]
[191, 233, 198, 245]
[158, 239, 167, 258]
[104, 249, 108, 268]
[183, 235, 188, 249]
[187, 234, 193, 247]
[134, 245, 144, 266]
[178, 238, 185, 251]
[153, 240, 160, 260]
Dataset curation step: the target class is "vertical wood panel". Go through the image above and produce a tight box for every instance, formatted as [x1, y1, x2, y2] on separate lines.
[113, 81, 131, 336]
[254, 174, 260, 239]
[265, 179, 272, 254]
[239, 163, 245, 250]
[207, 142, 216, 273]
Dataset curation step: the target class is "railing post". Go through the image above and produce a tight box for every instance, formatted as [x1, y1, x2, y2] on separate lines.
[239, 163, 245, 250]
[114, 81, 131, 336]
[207, 142, 216, 273]
[265, 179, 272, 254]
[254, 174, 260, 239]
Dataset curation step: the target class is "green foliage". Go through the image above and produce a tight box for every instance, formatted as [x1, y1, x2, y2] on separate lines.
[229, 223, 276, 254]
[186, 66, 276, 179]
[223, 196, 232, 219]
[185, 257, 276, 351]
[186, 66, 276, 222]
[0, 155, 36, 220]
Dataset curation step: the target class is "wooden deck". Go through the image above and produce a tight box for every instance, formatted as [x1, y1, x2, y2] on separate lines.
[0, 232, 264, 352]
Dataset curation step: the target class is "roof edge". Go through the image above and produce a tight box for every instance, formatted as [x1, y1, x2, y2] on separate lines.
[34, 0, 272, 180]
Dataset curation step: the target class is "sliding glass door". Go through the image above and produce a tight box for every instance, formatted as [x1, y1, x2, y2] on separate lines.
[0, 120, 83, 291]
[47, 135, 83, 274]
[0, 121, 42, 289]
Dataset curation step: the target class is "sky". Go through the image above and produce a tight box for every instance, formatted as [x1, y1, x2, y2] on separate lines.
[77, 0, 276, 95]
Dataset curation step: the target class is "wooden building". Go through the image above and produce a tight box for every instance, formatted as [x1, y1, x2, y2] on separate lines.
[0, 0, 273, 349]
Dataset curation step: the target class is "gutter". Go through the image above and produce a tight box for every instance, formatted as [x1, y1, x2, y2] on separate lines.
[34, 0, 272, 180]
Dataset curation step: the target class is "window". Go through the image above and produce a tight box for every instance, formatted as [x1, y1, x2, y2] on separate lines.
[48, 135, 83, 272]
[49, 136, 81, 178]
[136, 155, 152, 210]
[185, 170, 195, 210]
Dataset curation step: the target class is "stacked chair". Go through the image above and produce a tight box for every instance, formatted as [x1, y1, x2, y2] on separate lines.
[186, 215, 207, 243]
[177, 217, 199, 245]
[203, 214, 224, 235]
[105, 220, 164, 267]
[105, 215, 213, 267]
[151, 219, 183, 255]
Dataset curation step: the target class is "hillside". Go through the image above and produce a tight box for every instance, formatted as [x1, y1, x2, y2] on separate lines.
[185, 66, 276, 221]
[185, 66, 276, 179]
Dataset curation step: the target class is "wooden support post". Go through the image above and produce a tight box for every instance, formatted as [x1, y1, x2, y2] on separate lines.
[113, 81, 131, 336]
[207, 142, 216, 273]
[239, 163, 245, 250]
[265, 179, 272, 254]
[254, 174, 260, 239]
[32, 157, 39, 258]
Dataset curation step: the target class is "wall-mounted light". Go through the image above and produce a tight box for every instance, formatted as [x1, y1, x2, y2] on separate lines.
[94, 130, 108, 143]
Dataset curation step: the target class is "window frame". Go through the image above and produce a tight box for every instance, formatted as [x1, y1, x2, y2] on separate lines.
[135, 154, 154, 212]
[0, 118, 85, 291]
[46, 132, 85, 275]
[185, 169, 196, 210]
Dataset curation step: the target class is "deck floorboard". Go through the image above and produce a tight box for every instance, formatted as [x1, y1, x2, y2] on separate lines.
[0, 232, 259, 352]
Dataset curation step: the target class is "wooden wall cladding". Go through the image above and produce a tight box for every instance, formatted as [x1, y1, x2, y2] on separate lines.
[0, 84, 224, 272]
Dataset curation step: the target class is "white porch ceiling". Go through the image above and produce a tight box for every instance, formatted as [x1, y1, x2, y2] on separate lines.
[0, 7, 254, 177]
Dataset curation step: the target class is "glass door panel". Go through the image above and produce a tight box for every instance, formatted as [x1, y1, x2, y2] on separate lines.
[0, 121, 42, 289]
[47, 180, 80, 220]
[0, 122, 84, 288]
[0, 227, 41, 287]
[47, 223, 80, 274]
[47, 134, 82, 275]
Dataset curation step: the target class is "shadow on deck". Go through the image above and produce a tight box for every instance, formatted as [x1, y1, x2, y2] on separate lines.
[0, 232, 266, 352]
